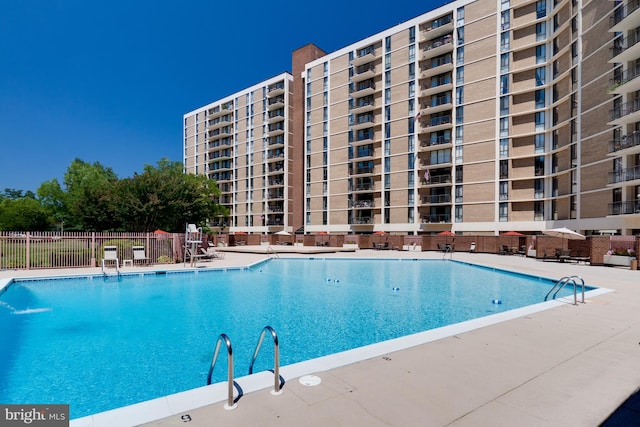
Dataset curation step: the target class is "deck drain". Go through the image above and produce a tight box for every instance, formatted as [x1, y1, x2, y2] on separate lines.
[299, 375, 322, 386]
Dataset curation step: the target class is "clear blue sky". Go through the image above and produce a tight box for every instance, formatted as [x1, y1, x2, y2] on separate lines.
[0, 0, 439, 193]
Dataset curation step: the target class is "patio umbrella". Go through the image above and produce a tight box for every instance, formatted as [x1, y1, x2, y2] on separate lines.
[502, 231, 525, 249]
[275, 230, 291, 236]
[437, 230, 455, 244]
[542, 227, 585, 249]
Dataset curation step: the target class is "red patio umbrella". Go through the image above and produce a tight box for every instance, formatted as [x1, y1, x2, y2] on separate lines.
[502, 231, 525, 250]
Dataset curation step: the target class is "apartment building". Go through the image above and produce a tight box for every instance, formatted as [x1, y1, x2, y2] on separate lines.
[183, 73, 294, 233]
[185, 0, 639, 236]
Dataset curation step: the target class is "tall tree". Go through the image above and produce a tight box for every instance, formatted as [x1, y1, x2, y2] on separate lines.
[116, 158, 224, 232]
[0, 197, 49, 231]
[63, 159, 119, 231]
[37, 178, 68, 231]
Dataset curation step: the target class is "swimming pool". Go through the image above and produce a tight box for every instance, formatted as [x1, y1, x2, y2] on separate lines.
[0, 259, 589, 419]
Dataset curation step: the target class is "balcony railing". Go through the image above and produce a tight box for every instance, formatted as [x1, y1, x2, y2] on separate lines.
[609, 64, 640, 92]
[421, 194, 451, 204]
[609, 131, 640, 152]
[610, 0, 640, 28]
[608, 200, 640, 215]
[608, 165, 640, 184]
[421, 214, 451, 223]
[612, 32, 640, 58]
[349, 217, 374, 225]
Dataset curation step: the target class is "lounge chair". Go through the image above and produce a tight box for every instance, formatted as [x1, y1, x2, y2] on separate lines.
[202, 246, 225, 259]
[132, 246, 151, 265]
[186, 247, 210, 263]
[102, 245, 119, 272]
[469, 242, 476, 253]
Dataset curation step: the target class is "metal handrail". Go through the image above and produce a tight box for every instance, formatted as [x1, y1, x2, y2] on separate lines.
[207, 333, 237, 410]
[545, 275, 585, 305]
[248, 326, 282, 395]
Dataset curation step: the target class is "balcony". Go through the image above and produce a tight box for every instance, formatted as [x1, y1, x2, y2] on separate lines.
[349, 216, 374, 225]
[350, 200, 376, 208]
[352, 114, 376, 131]
[267, 97, 285, 111]
[421, 194, 451, 204]
[418, 115, 452, 133]
[608, 165, 640, 184]
[610, 32, 640, 64]
[609, 131, 640, 154]
[351, 166, 375, 176]
[610, 0, 640, 33]
[609, 64, 640, 95]
[267, 82, 286, 98]
[351, 81, 376, 98]
[207, 116, 232, 131]
[420, 137, 452, 151]
[352, 63, 377, 83]
[268, 136, 285, 148]
[420, 60, 454, 80]
[421, 174, 452, 186]
[420, 213, 451, 223]
[350, 182, 376, 192]
[267, 110, 286, 124]
[352, 49, 376, 67]
[609, 98, 640, 125]
[421, 15, 453, 40]
[421, 35, 453, 60]
[608, 199, 640, 215]
[351, 97, 376, 114]
[208, 128, 232, 140]
[267, 122, 285, 136]
[208, 104, 233, 119]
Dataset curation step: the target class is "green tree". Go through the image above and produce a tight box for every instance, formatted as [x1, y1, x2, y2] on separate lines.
[37, 178, 68, 231]
[115, 158, 224, 232]
[63, 159, 119, 231]
[0, 197, 49, 231]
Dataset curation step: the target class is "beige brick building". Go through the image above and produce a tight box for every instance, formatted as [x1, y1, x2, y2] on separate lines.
[184, 0, 640, 236]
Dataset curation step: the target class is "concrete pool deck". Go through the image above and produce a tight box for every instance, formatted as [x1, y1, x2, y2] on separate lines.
[1, 250, 639, 426]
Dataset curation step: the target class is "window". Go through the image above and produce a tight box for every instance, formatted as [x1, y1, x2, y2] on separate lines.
[501, 0, 510, 11]
[456, 66, 464, 84]
[408, 171, 414, 186]
[407, 153, 415, 168]
[323, 61, 328, 75]
[535, 90, 545, 108]
[536, 22, 546, 41]
[535, 67, 545, 86]
[455, 145, 463, 162]
[456, 7, 465, 25]
[409, 81, 415, 97]
[385, 36, 391, 52]
[501, 11, 510, 30]
[409, 26, 415, 43]
[500, 53, 510, 73]
[456, 106, 464, 124]
[455, 185, 463, 202]
[430, 149, 451, 164]
[385, 71, 391, 86]
[385, 53, 391, 70]
[500, 74, 509, 94]
[456, 86, 464, 103]
[535, 134, 545, 153]
[408, 99, 415, 117]
[384, 139, 391, 155]
[500, 117, 509, 137]
[535, 111, 545, 131]
[499, 181, 508, 200]
[534, 179, 544, 198]
[499, 203, 508, 221]
[456, 47, 464, 64]
[457, 27, 464, 45]
[500, 160, 508, 179]
[409, 45, 415, 62]
[499, 138, 509, 158]
[455, 205, 463, 222]
[500, 96, 509, 116]
[501, 32, 510, 52]
[455, 125, 464, 143]
[385, 88, 391, 104]
[536, 44, 546, 64]
[409, 62, 415, 79]
[536, 0, 546, 19]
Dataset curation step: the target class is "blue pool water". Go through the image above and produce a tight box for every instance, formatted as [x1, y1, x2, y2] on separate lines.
[0, 259, 582, 419]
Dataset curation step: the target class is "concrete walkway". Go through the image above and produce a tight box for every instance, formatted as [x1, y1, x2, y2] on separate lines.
[2, 251, 640, 426]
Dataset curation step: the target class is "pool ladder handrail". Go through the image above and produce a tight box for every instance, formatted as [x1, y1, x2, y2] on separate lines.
[545, 275, 585, 305]
[442, 244, 453, 260]
[207, 333, 237, 410]
[248, 325, 282, 395]
[266, 246, 279, 258]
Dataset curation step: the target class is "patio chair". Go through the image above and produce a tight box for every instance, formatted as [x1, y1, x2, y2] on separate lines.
[202, 246, 225, 260]
[132, 246, 151, 266]
[102, 245, 119, 272]
[469, 242, 476, 253]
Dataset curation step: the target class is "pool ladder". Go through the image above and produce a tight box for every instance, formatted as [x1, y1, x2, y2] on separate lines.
[207, 326, 282, 410]
[545, 275, 585, 305]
